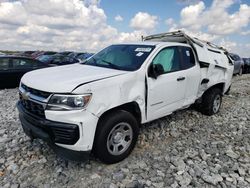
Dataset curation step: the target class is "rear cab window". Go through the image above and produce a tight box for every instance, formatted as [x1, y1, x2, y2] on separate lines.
[180, 46, 195, 69]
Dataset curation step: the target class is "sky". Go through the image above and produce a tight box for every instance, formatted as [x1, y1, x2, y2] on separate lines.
[0, 0, 249, 57]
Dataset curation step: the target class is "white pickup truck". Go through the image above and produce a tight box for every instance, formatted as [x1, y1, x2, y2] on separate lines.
[17, 31, 234, 164]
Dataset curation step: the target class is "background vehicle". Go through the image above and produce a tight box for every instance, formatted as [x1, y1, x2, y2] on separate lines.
[0, 56, 49, 89]
[51, 54, 79, 65]
[36, 54, 79, 66]
[68, 52, 94, 62]
[77, 53, 94, 62]
[17, 31, 233, 164]
[18, 51, 36, 57]
[57, 51, 73, 56]
[36, 55, 54, 65]
[68, 52, 83, 58]
[229, 53, 244, 75]
[30, 51, 57, 59]
[243, 58, 250, 73]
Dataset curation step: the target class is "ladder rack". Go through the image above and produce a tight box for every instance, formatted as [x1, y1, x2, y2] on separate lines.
[143, 30, 228, 53]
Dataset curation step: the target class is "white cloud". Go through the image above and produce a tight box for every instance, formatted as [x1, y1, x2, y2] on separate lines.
[185, 30, 219, 41]
[0, 0, 145, 52]
[219, 39, 250, 57]
[167, 0, 250, 56]
[241, 30, 250, 35]
[130, 12, 158, 31]
[0, 1, 27, 25]
[176, 0, 202, 5]
[207, 4, 250, 35]
[180, 1, 205, 30]
[179, 0, 250, 35]
[115, 15, 123, 22]
[165, 18, 174, 26]
[219, 38, 237, 51]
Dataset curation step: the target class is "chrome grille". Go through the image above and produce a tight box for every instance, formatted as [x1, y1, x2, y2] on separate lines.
[21, 83, 51, 99]
[19, 94, 45, 118]
[19, 83, 51, 118]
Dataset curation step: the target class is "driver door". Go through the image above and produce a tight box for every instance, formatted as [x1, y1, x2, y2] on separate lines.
[147, 46, 187, 121]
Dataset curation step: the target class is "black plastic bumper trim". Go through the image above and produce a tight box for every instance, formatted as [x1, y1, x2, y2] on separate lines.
[17, 101, 80, 145]
[17, 101, 90, 161]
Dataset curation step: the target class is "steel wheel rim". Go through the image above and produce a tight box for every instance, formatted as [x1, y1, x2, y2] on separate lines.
[107, 122, 133, 156]
[213, 94, 221, 113]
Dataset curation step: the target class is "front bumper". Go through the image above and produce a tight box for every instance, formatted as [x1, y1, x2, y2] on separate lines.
[17, 101, 91, 161]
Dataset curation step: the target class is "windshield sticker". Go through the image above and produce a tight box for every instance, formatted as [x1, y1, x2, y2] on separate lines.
[186, 50, 190, 56]
[135, 48, 152, 52]
[136, 52, 144, 57]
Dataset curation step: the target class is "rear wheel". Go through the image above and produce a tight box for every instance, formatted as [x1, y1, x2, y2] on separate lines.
[199, 88, 222, 116]
[93, 110, 139, 164]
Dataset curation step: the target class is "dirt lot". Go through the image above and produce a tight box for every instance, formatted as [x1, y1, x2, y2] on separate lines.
[0, 75, 249, 188]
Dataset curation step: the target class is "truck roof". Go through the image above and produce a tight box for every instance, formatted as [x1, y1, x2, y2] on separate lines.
[115, 41, 190, 47]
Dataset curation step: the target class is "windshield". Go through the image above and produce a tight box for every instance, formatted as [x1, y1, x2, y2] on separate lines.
[229, 54, 240, 61]
[83, 44, 155, 71]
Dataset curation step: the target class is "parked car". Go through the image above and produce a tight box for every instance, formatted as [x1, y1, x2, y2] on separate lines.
[68, 52, 94, 62]
[77, 53, 94, 62]
[57, 51, 73, 56]
[68, 52, 82, 58]
[0, 56, 49, 89]
[242, 58, 250, 73]
[37, 54, 79, 66]
[31, 51, 57, 59]
[20, 51, 36, 57]
[229, 53, 244, 75]
[17, 31, 233, 164]
[52, 54, 79, 65]
[36, 55, 54, 65]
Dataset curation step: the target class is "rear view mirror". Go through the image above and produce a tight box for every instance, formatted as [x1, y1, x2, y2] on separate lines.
[148, 64, 164, 79]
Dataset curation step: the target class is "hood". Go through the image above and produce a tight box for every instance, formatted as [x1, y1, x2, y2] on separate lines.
[21, 64, 127, 93]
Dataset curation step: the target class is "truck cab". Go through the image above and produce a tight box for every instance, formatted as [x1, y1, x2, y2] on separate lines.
[17, 31, 234, 164]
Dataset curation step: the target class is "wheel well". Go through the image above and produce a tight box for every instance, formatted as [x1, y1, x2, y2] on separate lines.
[98, 102, 142, 125]
[206, 82, 225, 94]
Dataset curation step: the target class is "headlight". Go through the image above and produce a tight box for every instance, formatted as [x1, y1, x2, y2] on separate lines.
[47, 94, 92, 110]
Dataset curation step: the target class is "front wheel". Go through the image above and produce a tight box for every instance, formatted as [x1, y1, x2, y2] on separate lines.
[199, 88, 222, 116]
[93, 110, 139, 164]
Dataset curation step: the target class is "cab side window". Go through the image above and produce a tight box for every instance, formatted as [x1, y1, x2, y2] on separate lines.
[12, 59, 41, 69]
[152, 47, 180, 73]
[0, 58, 9, 70]
[180, 47, 195, 69]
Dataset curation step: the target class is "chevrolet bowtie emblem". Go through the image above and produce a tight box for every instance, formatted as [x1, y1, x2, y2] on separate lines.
[22, 91, 30, 100]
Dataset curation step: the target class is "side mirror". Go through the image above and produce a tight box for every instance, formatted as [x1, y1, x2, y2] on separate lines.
[148, 64, 164, 79]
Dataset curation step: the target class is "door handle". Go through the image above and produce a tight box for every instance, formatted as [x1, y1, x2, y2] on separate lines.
[177, 77, 185, 81]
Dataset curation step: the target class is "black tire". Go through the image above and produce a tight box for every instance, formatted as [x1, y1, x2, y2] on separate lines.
[199, 88, 222, 116]
[93, 110, 139, 164]
[224, 85, 231, 95]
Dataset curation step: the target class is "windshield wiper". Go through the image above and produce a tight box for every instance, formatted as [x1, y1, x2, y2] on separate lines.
[101, 59, 121, 70]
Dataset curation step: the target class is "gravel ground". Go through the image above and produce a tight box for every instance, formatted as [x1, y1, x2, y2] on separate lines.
[0, 75, 249, 188]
